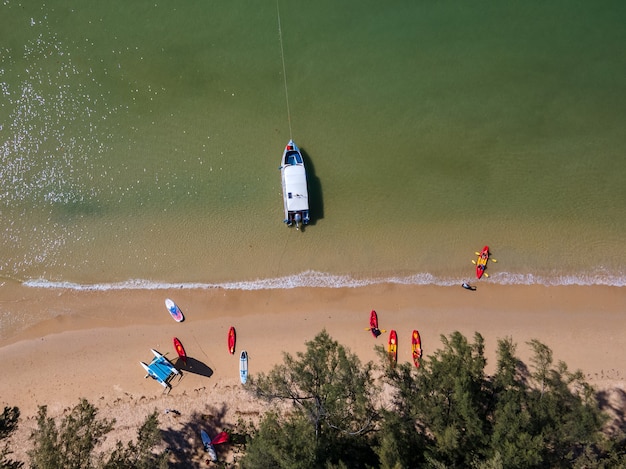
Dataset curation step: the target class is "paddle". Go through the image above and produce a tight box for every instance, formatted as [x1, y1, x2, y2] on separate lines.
[475, 252, 497, 262]
[471, 260, 476, 264]
[364, 327, 387, 333]
[484, 272, 489, 278]
[476, 251, 495, 258]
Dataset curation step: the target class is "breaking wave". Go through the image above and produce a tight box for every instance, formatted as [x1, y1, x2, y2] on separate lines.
[22, 269, 626, 291]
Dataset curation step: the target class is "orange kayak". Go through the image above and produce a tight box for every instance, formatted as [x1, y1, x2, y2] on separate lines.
[173, 337, 187, 365]
[228, 327, 236, 355]
[388, 330, 397, 366]
[412, 330, 422, 368]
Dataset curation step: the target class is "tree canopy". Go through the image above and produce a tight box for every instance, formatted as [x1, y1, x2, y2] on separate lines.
[27, 399, 167, 469]
[242, 330, 625, 468]
[243, 329, 379, 468]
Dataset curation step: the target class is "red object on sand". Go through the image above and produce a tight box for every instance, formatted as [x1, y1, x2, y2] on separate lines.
[388, 330, 397, 366]
[476, 245, 489, 279]
[228, 327, 236, 355]
[369, 310, 381, 338]
[211, 431, 230, 445]
[173, 337, 187, 365]
[412, 330, 422, 368]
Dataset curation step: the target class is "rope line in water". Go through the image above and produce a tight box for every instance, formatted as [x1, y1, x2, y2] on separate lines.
[276, 0, 293, 140]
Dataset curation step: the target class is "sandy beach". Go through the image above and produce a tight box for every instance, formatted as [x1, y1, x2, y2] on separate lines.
[1, 282, 625, 464]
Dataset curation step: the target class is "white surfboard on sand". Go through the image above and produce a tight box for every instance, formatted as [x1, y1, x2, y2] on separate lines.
[239, 350, 248, 384]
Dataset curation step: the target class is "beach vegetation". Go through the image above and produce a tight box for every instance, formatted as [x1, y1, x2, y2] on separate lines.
[28, 399, 168, 469]
[379, 332, 616, 469]
[242, 329, 378, 468]
[238, 411, 316, 469]
[0, 406, 23, 469]
[29, 399, 114, 469]
[99, 410, 168, 469]
[239, 329, 624, 468]
[377, 331, 489, 468]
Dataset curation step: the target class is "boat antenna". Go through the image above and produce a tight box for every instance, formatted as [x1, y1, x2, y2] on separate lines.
[276, 0, 293, 140]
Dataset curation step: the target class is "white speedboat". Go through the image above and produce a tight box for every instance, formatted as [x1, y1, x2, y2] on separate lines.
[280, 140, 310, 228]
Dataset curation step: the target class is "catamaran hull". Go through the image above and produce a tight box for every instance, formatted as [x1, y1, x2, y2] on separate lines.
[140, 361, 168, 388]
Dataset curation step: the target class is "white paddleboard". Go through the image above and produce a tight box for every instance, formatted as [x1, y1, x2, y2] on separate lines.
[239, 350, 248, 384]
[165, 298, 184, 322]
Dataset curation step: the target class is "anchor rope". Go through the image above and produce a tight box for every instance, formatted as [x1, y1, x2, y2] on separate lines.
[276, 1, 293, 140]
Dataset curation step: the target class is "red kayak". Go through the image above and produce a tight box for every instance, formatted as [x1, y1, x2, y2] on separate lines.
[369, 310, 381, 338]
[388, 330, 397, 366]
[173, 337, 187, 365]
[228, 327, 236, 355]
[412, 330, 422, 368]
[476, 245, 489, 279]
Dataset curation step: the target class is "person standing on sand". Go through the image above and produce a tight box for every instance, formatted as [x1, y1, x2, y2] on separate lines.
[462, 282, 476, 291]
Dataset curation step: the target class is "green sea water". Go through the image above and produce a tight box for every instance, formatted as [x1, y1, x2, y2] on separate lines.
[1, 0, 626, 288]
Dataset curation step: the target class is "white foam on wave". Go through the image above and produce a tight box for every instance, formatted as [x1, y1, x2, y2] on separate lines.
[491, 270, 626, 287]
[22, 269, 626, 291]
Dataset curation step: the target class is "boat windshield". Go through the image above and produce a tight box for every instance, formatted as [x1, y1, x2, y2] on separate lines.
[285, 151, 302, 165]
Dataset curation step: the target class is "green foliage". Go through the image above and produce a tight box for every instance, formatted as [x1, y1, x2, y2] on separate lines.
[376, 408, 424, 469]
[378, 332, 614, 469]
[100, 411, 168, 469]
[243, 330, 378, 468]
[0, 406, 23, 469]
[386, 331, 489, 467]
[28, 399, 168, 469]
[490, 337, 544, 468]
[240, 412, 315, 469]
[518, 340, 607, 466]
[29, 399, 114, 469]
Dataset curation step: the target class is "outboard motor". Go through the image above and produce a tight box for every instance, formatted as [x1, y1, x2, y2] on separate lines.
[294, 212, 302, 230]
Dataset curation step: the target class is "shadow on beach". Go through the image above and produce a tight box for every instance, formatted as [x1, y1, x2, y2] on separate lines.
[161, 405, 231, 468]
[174, 357, 213, 379]
[596, 387, 626, 433]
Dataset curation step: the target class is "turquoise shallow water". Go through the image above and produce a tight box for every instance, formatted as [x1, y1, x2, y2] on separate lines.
[1, 1, 626, 289]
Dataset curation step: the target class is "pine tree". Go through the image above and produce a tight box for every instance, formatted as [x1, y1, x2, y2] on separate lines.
[28, 399, 169, 469]
[29, 399, 114, 469]
[409, 332, 490, 467]
[100, 410, 168, 469]
[243, 330, 378, 468]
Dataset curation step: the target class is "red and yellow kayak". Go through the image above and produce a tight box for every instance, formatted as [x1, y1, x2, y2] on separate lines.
[476, 245, 489, 279]
[228, 327, 236, 355]
[173, 337, 187, 365]
[412, 330, 422, 368]
[388, 330, 397, 366]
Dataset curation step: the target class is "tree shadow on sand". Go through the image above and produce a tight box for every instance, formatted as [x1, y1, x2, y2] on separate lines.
[596, 387, 626, 433]
[173, 357, 213, 379]
[161, 404, 239, 468]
